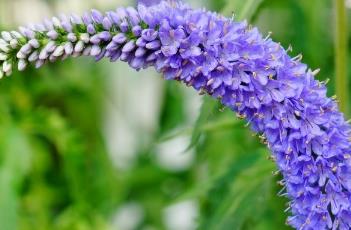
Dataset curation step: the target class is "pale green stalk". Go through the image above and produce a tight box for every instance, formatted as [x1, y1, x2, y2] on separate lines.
[335, 0, 349, 115]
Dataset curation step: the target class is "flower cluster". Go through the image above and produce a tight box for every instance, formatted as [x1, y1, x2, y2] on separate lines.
[1, 1, 351, 229]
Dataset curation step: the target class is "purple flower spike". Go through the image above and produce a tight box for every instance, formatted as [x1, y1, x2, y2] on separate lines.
[1, 2, 351, 230]
[116, 7, 128, 20]
[90, 34, 101, 44]
[136, 37, 147, 47]
[119, 21, 129, 33]
[142, 29, 158, 42]
[28, 39, 40, 49]
[70, 13, 83, 25]
[82, 12, 92, 25]
[64, 42, 73, 55]
[138, 0, 162, 6]
[87, 24, 96, 34]
[67, 33, 77, 42]
[102, 17, 112, 30]
[122, 40, 136, 53]
[61, 20, 73, 32]
[91, 9, 104, 23]
[126, 7, 141, 25]
[107, 11, 120, 24]
[112, 33, 127, 44]
[132, 25, 142, 36]
[159, 22, 186, 56]
[135, 46, 146, 56]
[90, 45, 102, 56]
[145, 40, 161, 50]
[47, 30, 58, 40]
[98, 31, 111, 41]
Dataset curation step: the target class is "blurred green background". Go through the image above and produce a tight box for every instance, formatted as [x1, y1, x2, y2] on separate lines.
[0, 0, 349, 229]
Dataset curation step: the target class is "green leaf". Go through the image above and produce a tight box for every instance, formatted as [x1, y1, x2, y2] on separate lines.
[158, 117, 242, 143]
[0, 125, 32, 230]
[221, 0, 265, 21]
[187, 96, 219, 150]
[175, 150, 261, 203]
[0, 173, 18, 230]
[199, 152, 276, 230]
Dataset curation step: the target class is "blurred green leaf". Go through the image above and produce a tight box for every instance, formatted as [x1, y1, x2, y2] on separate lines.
[199, 151, 276, 230]
[221, 0, 265, 20]
[0, 125, 32, 230]
[159, 117, 241, 143]
[187, 96, 219, 150]
[159, 82, 187, 133]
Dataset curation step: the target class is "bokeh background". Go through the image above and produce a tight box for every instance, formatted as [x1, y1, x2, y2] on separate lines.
[0, 0, 350, 229]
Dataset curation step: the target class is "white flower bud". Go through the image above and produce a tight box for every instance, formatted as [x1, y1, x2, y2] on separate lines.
[34, 24, 46, 32]
[74, 41, 85, 53]
[10, 39, 18, 49]
[80, 33, 90, 43]
[28, 51, 39, 62]
[18, 59, 27, 71]
[90, 45, 101, 56]
[49, 54, 57, 62]
[53, 45, 64, 57]
[35, 60, 44, 68]
[3, 61, 12, 73]
[19, 43, 32, 55]
[17, 51, 26, 59]
[83, 46, 92, 56]
[28, 39, 40, 49]
[52, 17, 62, 28]
[44, 18, 54, 30]
[47, 30, 58, 40]
[1, 31, 12, 42]
[70, 13, 83, 24]
[0, 43, 9, 53]
[45, 41, 56, 53]
[0, 53, 7, 61]
[67, 33, 77, 42]
[0, 39, 7, 45]
[11, 31, 23, 39]
[0, 70, 3, 79]
[5, 69, 12, 76]
[39, 49, 49, 60]
[64, 42, 73, 55]
[19, 26, 35, 39]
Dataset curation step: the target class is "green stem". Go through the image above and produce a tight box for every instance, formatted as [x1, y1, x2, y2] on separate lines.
[335, 0, 349, 115]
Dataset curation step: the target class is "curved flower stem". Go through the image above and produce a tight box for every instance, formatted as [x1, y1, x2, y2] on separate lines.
[335, 0, 349, 115]
[1, 2, 351, 228]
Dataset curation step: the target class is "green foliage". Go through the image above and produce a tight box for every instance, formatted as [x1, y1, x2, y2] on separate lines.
[220, 0, 265, 20]
[0, 0, 347, 230]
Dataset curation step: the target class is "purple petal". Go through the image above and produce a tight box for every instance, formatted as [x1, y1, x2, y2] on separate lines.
[91, 9, 104, 23]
